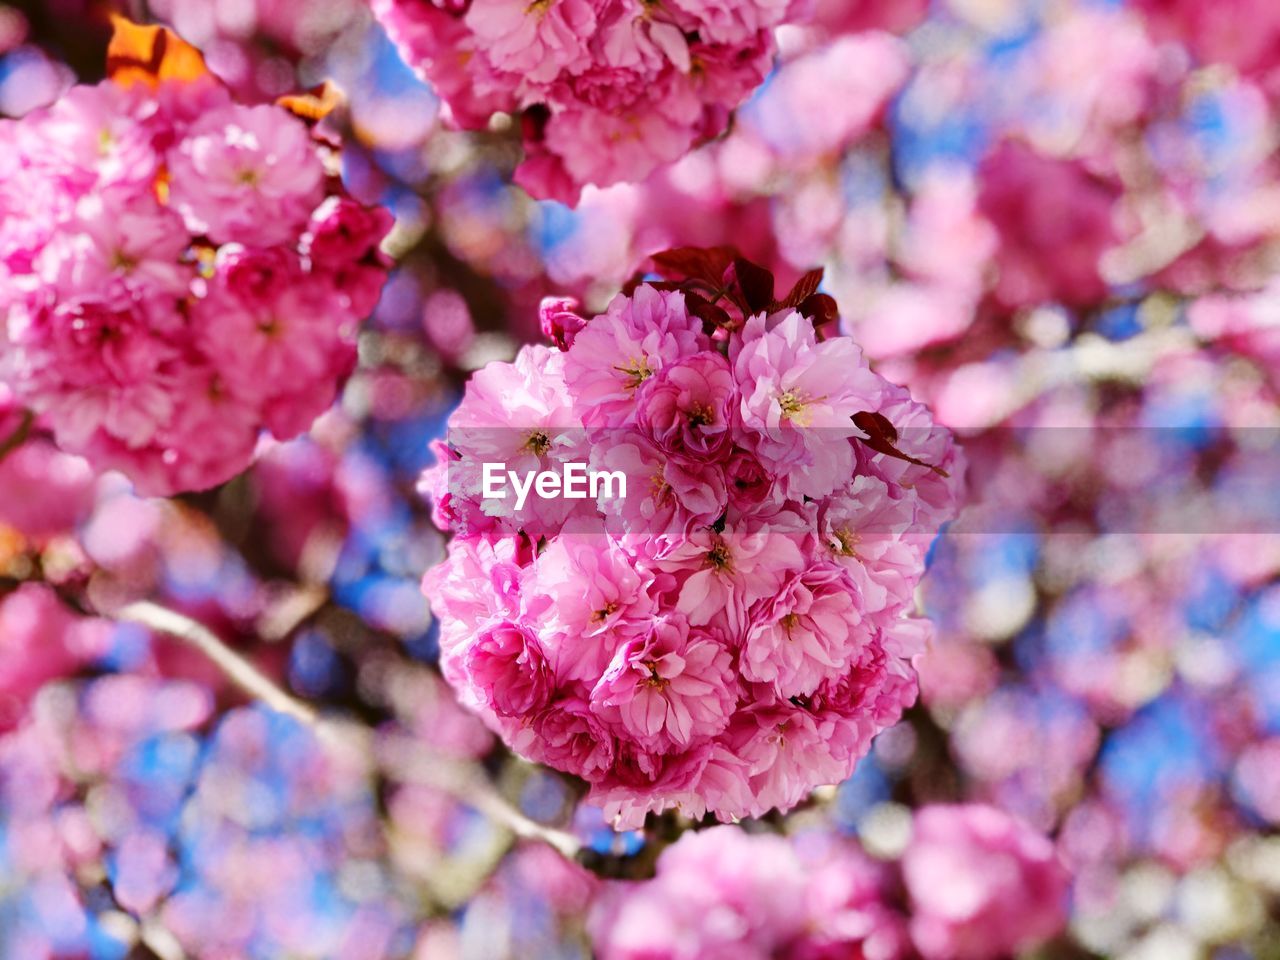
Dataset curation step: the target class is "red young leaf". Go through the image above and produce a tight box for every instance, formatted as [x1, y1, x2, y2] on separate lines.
[773, 268, 824, 311]
[731, 257, 775, 315]
[686, 292, 735, 334]
[651, 246, 739, 288]
[800, 293, 839, 328]
[852, 411, 949, 477]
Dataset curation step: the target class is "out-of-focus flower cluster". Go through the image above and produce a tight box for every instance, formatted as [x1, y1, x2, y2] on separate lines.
[591, 808, 1069, 960]
[0, 36, 391, 495]
[147, 0, 368, 100]
[370, 0, 808, 203]
[420, 253, 961, 828]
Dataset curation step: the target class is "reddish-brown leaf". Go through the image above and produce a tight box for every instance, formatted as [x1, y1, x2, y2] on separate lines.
[686, 292, 735, 334]
[799, 293, 839, 327]
[852, 411, 949, 477]
[731, 257, 775, 315]
[651, 246, 739, 288]
[773, 268, 824, 311]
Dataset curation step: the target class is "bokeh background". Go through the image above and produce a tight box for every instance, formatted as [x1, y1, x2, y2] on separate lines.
[2, 0, 1279, 957]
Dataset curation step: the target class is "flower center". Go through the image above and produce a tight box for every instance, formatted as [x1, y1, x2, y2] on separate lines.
[525, 430, 551, 454]
[778, 390, 806, 420]
[831, 527, 861, 557]
[643, 661, 668, 688]
[706, 540, 732, 572]
[687, 403, 713, 428]
[591, 602, 618, 623]
[111, 249, 138, 272]
[615, 357, 653, 392]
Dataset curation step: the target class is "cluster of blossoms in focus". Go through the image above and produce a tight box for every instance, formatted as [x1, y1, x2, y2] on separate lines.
[0, 25, 392, 495]
[370, 0, 808, 203]
[591, 805, 1070, 960]
[421, 248, 962, 828]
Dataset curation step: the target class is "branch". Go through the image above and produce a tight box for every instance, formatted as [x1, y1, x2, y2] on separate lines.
[116, 601, 320, 727]
[380, 733, 582, 862]
[113, 600, 584, 863]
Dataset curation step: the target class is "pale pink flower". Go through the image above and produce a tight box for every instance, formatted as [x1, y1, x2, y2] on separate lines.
[589, 827, 808, 960]
[167, 103, 325, 247]
[591, 615, 736, 749]
[636, 351, 736, 460]
[564, 285, 707, 428]
[465, 620, 553, 717]
[742, 562, 871, 698]
[903, 805, 1071, 960]
[733, 310, 885, 499]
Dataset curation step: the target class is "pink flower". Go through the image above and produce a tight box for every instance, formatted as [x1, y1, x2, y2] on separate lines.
[903, 805, 1071, 960]
[0, 584, 110, 732]
[539, 295, 587, 350]
[373, 0, 802, 200]
[723, 702, 852, 815]
[737, 34, 910, 164]
[464, 0, 595, 84]
[465, 620, 553, 717]
[0, 74, 387, 495]
[636, 351, 736, 460]
[195, 270, 355, 439]
[589, 827, 808, 960]
[818, 475, 923, 618]
[422, 535, 525, 695]
[521, 536, 657, 683]
[591, 615, 736, 749]
[167, 103, 325, 247]
[742, 562, 871, 698]
[592, 435, 728, 536]
[792, 836, 911, 960]
[564, 285, 707, 429]
[977, 141, 1120, 312]
[304, 196, 394, 266]
[518, 695, 616, 782]
[422, 264, 960, 826]
[446, 344, 585, 536]
[664, 517, 806, 635]
[0, 439, 96, 539]
[540, 102, 697, 198]
[733, 310, 885, 499]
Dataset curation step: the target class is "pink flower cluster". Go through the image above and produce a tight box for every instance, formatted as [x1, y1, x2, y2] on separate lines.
[0, 584, 113, 732]
[370, 0, 806, 203]
[421, 250, 962, 828]
[903, 805, 1072, 960]
[0, 74, 392, 495]
[590, 826, 908, 960]
[590, 807, 1070, 960]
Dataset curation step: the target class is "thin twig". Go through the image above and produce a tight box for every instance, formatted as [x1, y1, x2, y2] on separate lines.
[115, 600, 585, 863]
[379, 733, 582, 862]
[116, 601, 319, 726]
